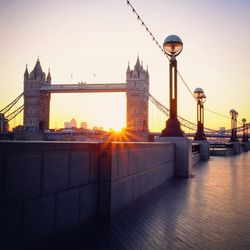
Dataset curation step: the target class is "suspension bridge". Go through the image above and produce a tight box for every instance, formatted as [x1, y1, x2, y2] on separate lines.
[1, 0, 249, 139]
[0, 85, 248, 139]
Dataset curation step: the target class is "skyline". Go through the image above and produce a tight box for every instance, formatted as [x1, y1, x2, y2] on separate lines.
[1, 0, 250, 131]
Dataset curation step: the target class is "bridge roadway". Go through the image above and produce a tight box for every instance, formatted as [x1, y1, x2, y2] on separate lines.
[39, 83, 126, 93]
[35, 152, 250, 250]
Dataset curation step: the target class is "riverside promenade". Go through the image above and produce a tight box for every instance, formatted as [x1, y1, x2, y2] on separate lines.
[38, 152, 250, 250]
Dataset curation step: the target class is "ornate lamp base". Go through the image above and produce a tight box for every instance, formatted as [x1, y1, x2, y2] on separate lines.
[161, 117, 185, 137]
[194, 130, 207, 141]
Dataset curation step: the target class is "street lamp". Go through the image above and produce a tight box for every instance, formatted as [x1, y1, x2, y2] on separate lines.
[193, 87, 207, 140]
[246, 122, 249, 142]
[161, 35, 185, 137]
[229, 109, 238, 142]
[241, 118, 248, 142]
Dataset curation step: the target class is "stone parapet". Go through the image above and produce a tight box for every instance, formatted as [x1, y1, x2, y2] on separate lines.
[0, 141, 174, 249]
[155, 137, 192, 177]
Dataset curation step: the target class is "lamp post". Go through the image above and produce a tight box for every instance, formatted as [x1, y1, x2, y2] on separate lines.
[242, 118, 247, 142]
[229, 109, 238, 142]
[161, 35, 185, 137]
[194, 87, 207, 140]
[247, 122, 249, 142]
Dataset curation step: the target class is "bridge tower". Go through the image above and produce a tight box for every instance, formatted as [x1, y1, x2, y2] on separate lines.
[126, 56, 149, 134]
[23, 59, 51, 131]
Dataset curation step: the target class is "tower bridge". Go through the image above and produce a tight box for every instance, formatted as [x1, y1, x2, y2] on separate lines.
[1, 58, 249, 140]
[23, 57, 149, 133]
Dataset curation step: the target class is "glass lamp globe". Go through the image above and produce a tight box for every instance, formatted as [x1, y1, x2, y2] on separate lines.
[229, 109, 236, 116]
[194, 87, 206, 99]
[163, 35, 183, 56]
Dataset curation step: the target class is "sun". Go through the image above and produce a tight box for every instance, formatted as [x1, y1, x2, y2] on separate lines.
[109, 127, 125, 133]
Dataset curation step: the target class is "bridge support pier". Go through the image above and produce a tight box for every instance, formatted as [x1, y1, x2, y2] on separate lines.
[155, 137, 192, 177]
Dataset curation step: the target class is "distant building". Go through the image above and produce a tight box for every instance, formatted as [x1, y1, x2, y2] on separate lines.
[80, 122, 87, 129]
[93, 126, 104, 131]
[64, 122, 70, 128]
[70, 118, 77, 128]
[64, 118, 77, 128]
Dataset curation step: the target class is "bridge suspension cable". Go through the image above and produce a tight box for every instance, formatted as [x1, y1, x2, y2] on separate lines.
[0, 93, 23, 114]
[149, 92, 248, 135]
[148, 93, 217, 133]
[126, 1, 235, 122]
[5, 105, 24, 122]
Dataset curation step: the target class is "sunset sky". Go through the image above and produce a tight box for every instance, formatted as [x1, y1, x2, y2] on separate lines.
[0, 0, 250, 131]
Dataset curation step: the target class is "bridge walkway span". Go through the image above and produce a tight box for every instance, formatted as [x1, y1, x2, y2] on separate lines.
[39, 83, 127, 93]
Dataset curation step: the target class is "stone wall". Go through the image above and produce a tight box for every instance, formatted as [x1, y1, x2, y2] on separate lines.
[0, 141, 99, 249]
[0, 141, 174, 249]
[99, 142, 174, 216]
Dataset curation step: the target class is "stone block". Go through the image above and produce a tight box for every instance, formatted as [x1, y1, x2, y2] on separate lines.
[0, 205, 22, 250]
[90, 150, 99, 182]
[4, 152, 41, 202]
[99, 150, 111, 181]
[0, 153, 4, 206]
[232, 142, 241, 155]
[80, 184, 98, 221]
[165, 162, 171, 179]
[194, 140, 210, 161]
[110, 180, 124, 215]
[70, 151, 90, 187]
[149, 168, 156, 189]
[162, 164, 168, 183]
[98, 182, 111, 218]
[144, 148, 151, 169]
[56, 188, 79, 231]
[23, 195, 55, 246]
[132, 174, 142, 201]
[147, 168, 154, 190]
[117, 149, 129, 177]
[138, 148, 145, 170]
[43, 151, 69, 194]
[150, 148, 159, 166]
[141, 171, 150, 195]
[111, 150, 119, 180]
[155, 138, 192, 177]
[128, 150, 139, 175]
[170, 161, 174, 176]
[154, 166, 161, 187]
[124, 175, 133, 204]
